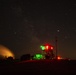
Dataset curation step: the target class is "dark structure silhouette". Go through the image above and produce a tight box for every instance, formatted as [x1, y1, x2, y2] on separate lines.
[7, 56, 14, 61]
[20, 54, 31, 61]
[45, 50, 54, 59]
[41, 44, 54, 59]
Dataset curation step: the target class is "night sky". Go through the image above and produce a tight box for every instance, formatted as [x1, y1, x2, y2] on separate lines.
[0, 0, 76, 59]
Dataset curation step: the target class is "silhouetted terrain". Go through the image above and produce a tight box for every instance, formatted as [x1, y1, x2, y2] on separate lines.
[0, 59, 76, 75]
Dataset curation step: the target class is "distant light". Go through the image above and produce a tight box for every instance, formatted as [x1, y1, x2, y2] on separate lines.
[51, 47, 53, 50]
[57, 56, 61, 60]
[33, 54, 44, 60]
[45, 45, 49, 50]
[45, 45, 53, 50]
[57, 29, 60, 32]
[40, 45, 45, 50]
[57, 56, 62, 60]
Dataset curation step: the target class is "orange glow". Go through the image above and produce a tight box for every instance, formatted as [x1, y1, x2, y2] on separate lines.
[57, 56, 62, 60]
[0, 45, 15, 59]
[45, 45, 49, 50]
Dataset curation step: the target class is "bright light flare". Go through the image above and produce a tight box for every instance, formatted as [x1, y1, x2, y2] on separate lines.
[57, 56, 62, 60]
[0, 45, 15, 59]
[45, 45, 49, 50]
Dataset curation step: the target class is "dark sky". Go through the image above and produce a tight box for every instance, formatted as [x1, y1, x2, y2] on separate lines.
[0, 0, 76, 59]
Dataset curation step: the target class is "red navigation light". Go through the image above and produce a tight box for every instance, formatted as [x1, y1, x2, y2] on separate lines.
[42, 44, 54, 51]
[57, 56, 62, 60]
[58, 56, 60, 60]
[51, 46, 53, 50]
[45, 45, 49, 50]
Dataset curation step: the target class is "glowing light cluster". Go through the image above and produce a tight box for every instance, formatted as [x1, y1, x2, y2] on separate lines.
[40, 44, 53, 51]
[33, 54, 44, 60]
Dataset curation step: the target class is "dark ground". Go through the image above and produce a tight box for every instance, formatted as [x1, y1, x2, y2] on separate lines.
[0, 59, 76, 75]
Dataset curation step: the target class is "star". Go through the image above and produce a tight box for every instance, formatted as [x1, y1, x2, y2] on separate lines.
[57, 29, 60, 32]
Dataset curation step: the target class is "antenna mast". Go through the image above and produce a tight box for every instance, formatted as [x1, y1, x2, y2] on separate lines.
[55, 36, 58, 59]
